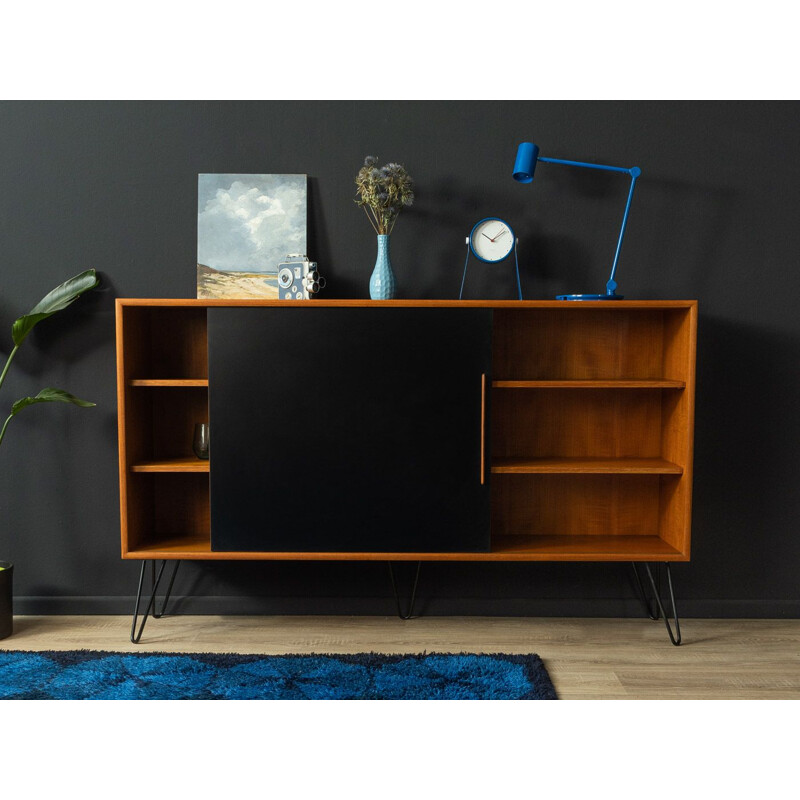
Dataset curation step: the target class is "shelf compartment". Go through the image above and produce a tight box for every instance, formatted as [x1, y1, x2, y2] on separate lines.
[126, 533, 213, 558]
[119, 305, 208, 380]
[130, 379, 209, 387]
[493, 379, 685, 389]
[491, 457, 683, 474]
[123, 386, 209, 466]
[493, 307, 692, 382]
[122, 472, 210, 556]
[131, 458, 210, 473]
[492, 388, 665, 461]
[491, 473, 672, 538]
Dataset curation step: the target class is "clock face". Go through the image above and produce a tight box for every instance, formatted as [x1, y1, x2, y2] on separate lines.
[470, 218, 515, 263]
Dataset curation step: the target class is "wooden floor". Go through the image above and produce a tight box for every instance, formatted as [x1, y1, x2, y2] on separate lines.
[3, 615, 799, 699]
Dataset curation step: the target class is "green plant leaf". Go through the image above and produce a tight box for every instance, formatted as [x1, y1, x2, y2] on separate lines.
[11, 269, 99, 346]
[11, 388, 95, 416]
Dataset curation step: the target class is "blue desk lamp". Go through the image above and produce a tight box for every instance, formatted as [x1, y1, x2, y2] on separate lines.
[513, 142, 641, 300]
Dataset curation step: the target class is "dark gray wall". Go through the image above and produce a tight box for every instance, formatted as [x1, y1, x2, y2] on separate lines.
[1, 101, 798, 617]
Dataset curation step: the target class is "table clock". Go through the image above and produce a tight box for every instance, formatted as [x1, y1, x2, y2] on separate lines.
[459, 217, 523, 299]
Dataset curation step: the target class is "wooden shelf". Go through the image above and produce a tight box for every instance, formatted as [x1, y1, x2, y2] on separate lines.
[488, 534, 686, 561]
[129, 379, 209, 387]
[493, 379, 685, 389]
[126, 534, 212, 557]
[491, 457, 683, 474]
[123, 533, 686, 562]
[131, 458, 210, 473]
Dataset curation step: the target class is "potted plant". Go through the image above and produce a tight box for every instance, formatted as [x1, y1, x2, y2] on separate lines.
[0, 269, 98, 639]
[354, 156, 414, 300]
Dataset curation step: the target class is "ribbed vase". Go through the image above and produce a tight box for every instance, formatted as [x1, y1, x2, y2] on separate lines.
[369, 234, 396, 300]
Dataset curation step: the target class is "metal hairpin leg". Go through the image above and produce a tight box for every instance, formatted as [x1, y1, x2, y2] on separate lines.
[631, 562, 659, 621]
[151, 559, 180, 619]
[631, 562, 682, 646]
[387, 561, 422, 620]
[130, 560, 181, 643]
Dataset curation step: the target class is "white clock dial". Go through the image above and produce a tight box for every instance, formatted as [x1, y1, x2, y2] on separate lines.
[470, 219, 515, 262]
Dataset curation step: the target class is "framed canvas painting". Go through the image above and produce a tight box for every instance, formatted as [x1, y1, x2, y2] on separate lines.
[197, 174, 307, 298]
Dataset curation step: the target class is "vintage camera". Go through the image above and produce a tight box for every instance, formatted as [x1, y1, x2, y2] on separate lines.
[277, 254, 326, 300]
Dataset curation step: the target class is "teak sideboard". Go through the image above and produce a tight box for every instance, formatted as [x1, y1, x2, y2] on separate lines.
[116, 299, 697, 642]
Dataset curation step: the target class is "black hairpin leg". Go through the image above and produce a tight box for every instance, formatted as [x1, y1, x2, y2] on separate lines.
[631, 562, 659, 621]
[151, 559, 180, 619]
[387, 561, 422, 620]
[631, 562, 682, 646]
[130, 560, 180, 643]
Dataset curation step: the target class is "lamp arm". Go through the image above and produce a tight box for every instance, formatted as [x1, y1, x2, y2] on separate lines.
[538, 156, 641, 296]
[538, 156, 637, 176]
[607, 167, 641, 294]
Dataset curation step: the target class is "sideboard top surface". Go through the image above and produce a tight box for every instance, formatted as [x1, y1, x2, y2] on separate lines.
[117, 298, 697, 309]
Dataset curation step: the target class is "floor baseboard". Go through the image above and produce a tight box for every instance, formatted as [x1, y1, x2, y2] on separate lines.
[11, 595, 800, 618]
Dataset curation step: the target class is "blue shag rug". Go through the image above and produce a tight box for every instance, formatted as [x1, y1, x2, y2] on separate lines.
[0, 650, 557, 700]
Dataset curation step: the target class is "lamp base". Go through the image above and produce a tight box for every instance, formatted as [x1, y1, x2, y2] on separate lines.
[556, 293, 624, 301]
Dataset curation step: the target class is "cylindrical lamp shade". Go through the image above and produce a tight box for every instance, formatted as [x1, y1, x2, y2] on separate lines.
[513, 142, 540, 182]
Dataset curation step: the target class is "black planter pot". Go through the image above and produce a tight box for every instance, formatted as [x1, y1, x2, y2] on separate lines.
[0, 561, 13, 640]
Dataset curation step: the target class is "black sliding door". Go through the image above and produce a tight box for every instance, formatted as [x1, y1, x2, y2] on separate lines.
[208, 307, 492, 552]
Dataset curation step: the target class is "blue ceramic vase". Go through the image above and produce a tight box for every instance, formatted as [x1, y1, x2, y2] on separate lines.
[369, 234, 396, 300]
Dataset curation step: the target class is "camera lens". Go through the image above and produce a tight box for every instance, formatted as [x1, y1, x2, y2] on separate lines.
[278, 268, 293, 288]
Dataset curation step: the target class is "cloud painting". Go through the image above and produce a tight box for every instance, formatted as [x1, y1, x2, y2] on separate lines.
[197, 174, 307, 298]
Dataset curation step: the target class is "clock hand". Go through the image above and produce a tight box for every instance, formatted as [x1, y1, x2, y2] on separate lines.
[481, 233, 493, 241]
[492, 229, 508, 241]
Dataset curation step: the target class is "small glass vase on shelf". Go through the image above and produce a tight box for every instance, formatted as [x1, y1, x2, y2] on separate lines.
[355, 156, 414, 301]
[193, 423, 209, 460]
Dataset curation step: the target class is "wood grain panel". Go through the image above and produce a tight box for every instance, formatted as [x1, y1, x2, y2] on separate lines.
[658, 303, 697, 554]
[490, 474, 665, 537]
[493, 380, 685, 388]
[489, 534, 682, 559]
[150, 387, 209, 462]
[116, 299, 697, 308]
[124, 387, 209, 463]
[121, 474, 154, 555]
[491, 457, 682, 474]
[122, 533, 685, 561]
[492, 389, 663, 459]
[493, 308, 666, 380]
[152, 473, 210, 541]
[122, 473, 210, 555]
[118, 305, 208, 380]
[147, 307, 208, 379]
[129, 379, 209, 387]
[131, 458, 210, 472]
[118, 306, 151, 382]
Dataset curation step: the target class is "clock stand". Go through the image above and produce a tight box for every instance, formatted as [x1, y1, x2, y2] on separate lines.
[460, 217, 523, 300]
